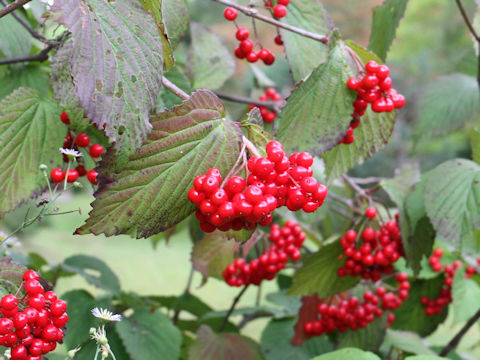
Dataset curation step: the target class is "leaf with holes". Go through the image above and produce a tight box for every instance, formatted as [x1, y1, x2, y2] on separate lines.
[279, 0, 334, 82]
[413, 74, 479, 142]
[116, 309, 181, 360]
[188, 22, 235, 90]
[277, 42, 357, 156]
[368, 0, 408, 61]
[76, 90, 243, 238]
[0, 87, 63, 216]
[424, 159, 480, 250]
[189, 325, 262, 360]
[51, 0, 164, 157]
[288, 241, 360, 297]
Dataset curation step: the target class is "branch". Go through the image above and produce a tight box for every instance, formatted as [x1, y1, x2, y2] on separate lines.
[0, 0, 47, 43]
[219, 285, 249, 332]
[0, 0, 31, 18]
[211, 0, 329, 44]
[214, 91, 283, 112]
[161, 76, 189, 100]
[455, 0, 480, 42]
[439, 307, 480, 356]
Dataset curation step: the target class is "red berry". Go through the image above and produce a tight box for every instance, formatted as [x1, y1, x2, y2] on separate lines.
[0, 294, 17, 310]
[89, 144, 104, 158]
[433, 248, 443, 257]
[23, 270, 39, 281]
[274, 34, 283, 45]
[224, 7, 237, 21]
[278, 0, 290, 4]
[66, 169, 79, 183]
[236, 27, 249, 40]
[75, 164, 87, 176]
[347, 78, 360, 90]
[60, 112, 70, 125]
[365, 207, 377, 219]
[11, 345, 27, 360]
[246, 51, 258, 63]
[365, 61, 380, 74]
[50, 299, 67, 317]
[273, 4, 287, 18]
[50, 168, 65, 183]
[87, 169, 98, 185]
[75, 133, 90, 147]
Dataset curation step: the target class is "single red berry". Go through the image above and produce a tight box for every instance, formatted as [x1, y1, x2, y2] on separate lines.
[274, 34, 283, 45]
[224, 7, 238, 21]
[273, 4, 287, 18]
[24, 280, 44, 296]
[50, 168, 65, 183]
[246, 51, 258, 63]
[11, 345, 27, 360]
[365, 61, 380, 74]
[75, 164, 87, 177]
[0, 294, 17, 310]
[50, 299, 67, 317]
[278, 0, 290, 4]
[433, 248, 443, 257]
[23, 269, 39, 282]
[365, 207, 377, 219]
[89, 144, 104, 158]
[347, 77, 360, 90]
[75, 133, 90, 147]
[87, 169, 98, 185]
[60, 112, 70, 125]
[0, 318, 13, 335]
[236, 27, 249, 40]
[240, 39, 253, 54]
[66, 169, 79, 183]
[42, 324, 58, 342]
[13, 313, 28, 329]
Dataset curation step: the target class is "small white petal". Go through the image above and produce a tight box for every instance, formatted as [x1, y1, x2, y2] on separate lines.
[59, 148, 83, 158]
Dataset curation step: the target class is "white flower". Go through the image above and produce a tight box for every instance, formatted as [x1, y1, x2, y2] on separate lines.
[91, 307, 122, 322]
[59, 148, 83, 159]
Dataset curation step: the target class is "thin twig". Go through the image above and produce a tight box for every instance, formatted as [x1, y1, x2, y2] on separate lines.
[211, 0, 329, 44]
[219, 285, 249, 332]
[439, 308, 480, 356]
[161, 76, 189, 100]
[243, 136, 261, 157]
[214, 91, 283, 112]
[237, 312, 272, 329]
[455, 0, 480, 42]
[0, 0, 31, 18]
[330, 205, 356, 221]
[0, 0, 48, 43]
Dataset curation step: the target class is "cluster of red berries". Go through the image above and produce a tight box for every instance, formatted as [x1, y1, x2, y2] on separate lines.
[337, 211, 404, 281]
[0, 270, 68, 360]
[51, 112, 102, 185]
[304, 274, 410, 337]
[188, 141, 328, 232]
[249, 88, 282, 123]
[340, 61, 406, 145]
[421, 248, 479, 316]
[222, 221, 305, 286]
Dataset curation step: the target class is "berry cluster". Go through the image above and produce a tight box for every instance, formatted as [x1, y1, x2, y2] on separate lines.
[303, 274, 410, 337]
[0, 270, 68, 360]
[337, 216, 404, 282]
[222, 221, 305, 286]
[341, 61, 406, 145]
[51, 112, 102, 185]
[188, 141, 328, 233]
[421, 249, 479, 316]
[249, 88, 282, 123]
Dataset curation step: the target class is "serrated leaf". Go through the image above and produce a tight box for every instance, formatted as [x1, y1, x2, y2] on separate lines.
[76, 90, 243, 238]
[260, 318, 333, 360]
[0, 14, 31, 58]
[191, 231, 238, 279]
[161, 0, 189, 50]
[188, 22, 235, 90]
[471, 127, 480, 165]
[322, 106, 396, 183]
[451, 266, 480, 323]
[384, 329, 437, 355]
[337, 314, 387, 352]
[0, 87, 63, 216]
[413, 74, 479, 142]
[311, 348, 380, 360]
[404, 217, 435, 276]
[51, 0, 164, 157]
[279, 0, 334, 82]
[0, 65, 50, 101]
[116, 309, 182, 360]
[189, 325, 262, 360]
[424, 159, 480, 250]
[288, 241, 360, 297]
[391, 276, 447, 336]
[368, 0, 408, 61]
[63, 255, 121, 294]
[277, 42, 357, 156]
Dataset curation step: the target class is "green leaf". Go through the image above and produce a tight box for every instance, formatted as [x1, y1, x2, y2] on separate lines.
[451, 266, 480, 323]
[116, 309, 182, 360]
[191, 231, 238, 279]
[384, 329, 437, 355]
[471, 127, 480, 165]
[0, 257, 27, 296]
[0, 87, 63, 216]
[311, 348, 380, 360]
[391, 276, 447, 336]
[260, 318, 333, 360]
[63, 255, 121, 294]
[51, 0, 164, 157]
[413, 74, 479, 142]
[277, 42, 357, 156]
[76, 90, 243, 238]
[156, 67, 192, 112]
[337, 315, 387, 352]
[288, 241, 360, 297]
[243, 113, 274, 157]
[424, 159, 480, 250]
[322, 106, 396, 183]
[345, 40, 383, 65]
[279, 0, 334, 81]
[0, 65, 49, 101]
[188, 22, 235, 90]
[161, 0, 189, 50]
[265, 291, 302, 316]
[0, 14, 31, 58]
[403, 217, 435, 276]
[368, 0, 408, 61]
[61, 290, 97, 349]
[404, 357, 449, 360]
[189, 325, 262, 360]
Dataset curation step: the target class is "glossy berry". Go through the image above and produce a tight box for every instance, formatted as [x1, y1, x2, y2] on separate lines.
[50, 168, 64, 183]
[89, 144, 104, 158]
[365, 207, 377, 219]
[274, 34, 283, 45]
[75, 133, 90, 147]
[273, 4, 287, 18]
[60, 112, 70, 125]
[66, 169, 79, 183]
[87, 169, 98, 185]
[223, 7, 237, 21]
[236, 27, 249, 40]
[1, 294, 17, 310]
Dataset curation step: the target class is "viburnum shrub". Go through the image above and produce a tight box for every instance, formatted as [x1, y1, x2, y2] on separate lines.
[1, 0, 479, 359]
